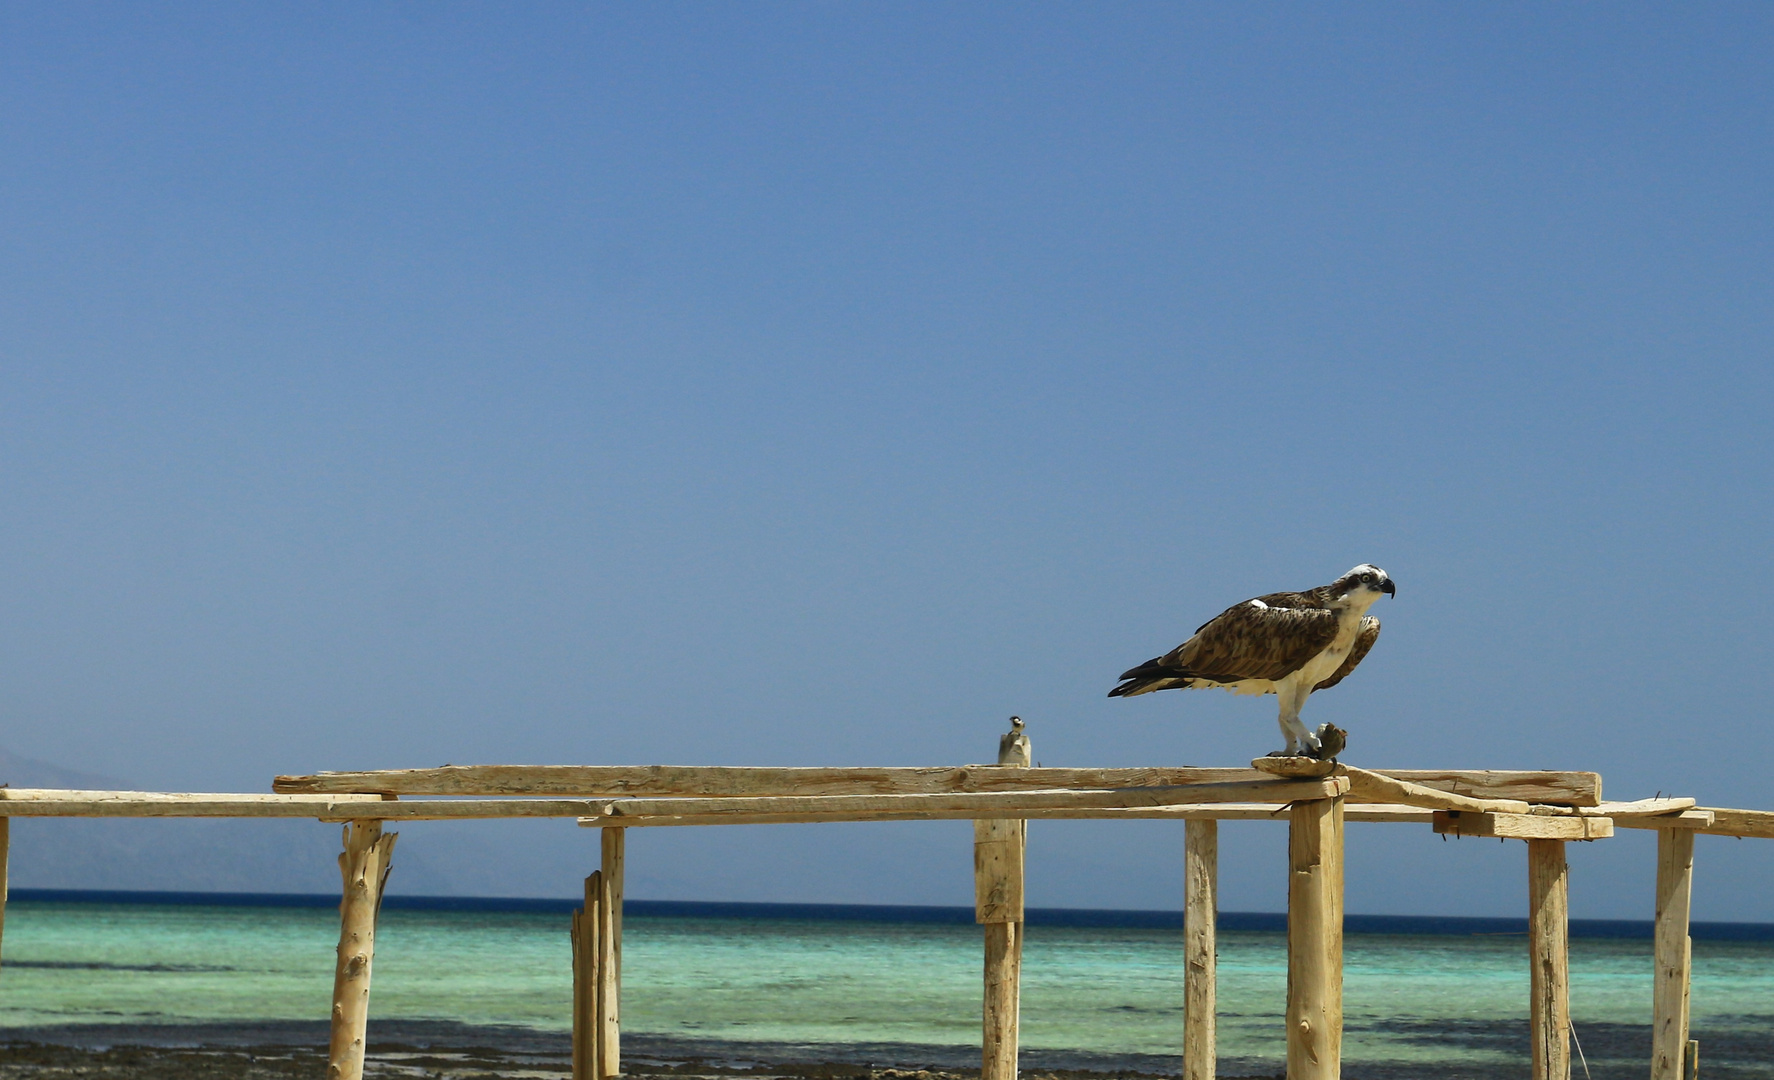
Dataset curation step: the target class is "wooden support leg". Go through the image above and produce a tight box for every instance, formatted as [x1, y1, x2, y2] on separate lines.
[1652, 828, 1695, 1080]
[1286, 796, 1343, 1080]
[328, 820, 396, 1080]
[977, 719, 1030, 1080]
[573, 870, 604, 1080]
[0, 817, 9, 975]
[1183, 818, 1217, 1080]
[977, 817, 1025, 1080]
[1528, 838, 1570, 1080]
[599, 829, 623, 1079]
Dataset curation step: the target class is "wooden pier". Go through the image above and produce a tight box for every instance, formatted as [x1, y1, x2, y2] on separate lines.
[0, 721, 1767, 1080]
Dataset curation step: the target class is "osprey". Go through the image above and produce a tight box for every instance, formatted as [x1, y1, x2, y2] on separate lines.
[1108, 564, 1395, 756]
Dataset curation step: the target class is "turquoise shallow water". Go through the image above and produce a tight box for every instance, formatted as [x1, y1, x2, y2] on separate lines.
[2, 898, 1773, 1074]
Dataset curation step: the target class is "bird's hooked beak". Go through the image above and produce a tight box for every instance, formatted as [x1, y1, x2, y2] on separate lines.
[1381, 578, 1396, 597]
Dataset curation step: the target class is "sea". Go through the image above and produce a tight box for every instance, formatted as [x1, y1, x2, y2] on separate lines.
[2, 891, 1773, 1079]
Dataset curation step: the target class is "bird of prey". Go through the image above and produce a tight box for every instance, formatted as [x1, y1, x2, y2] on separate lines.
[1108, 564, 1395, 756]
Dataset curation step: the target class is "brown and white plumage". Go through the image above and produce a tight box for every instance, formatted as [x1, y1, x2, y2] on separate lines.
[1109, 564, 1394, 755]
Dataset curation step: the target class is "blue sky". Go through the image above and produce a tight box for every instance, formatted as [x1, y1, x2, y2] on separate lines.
[1, 3, 1771, 919]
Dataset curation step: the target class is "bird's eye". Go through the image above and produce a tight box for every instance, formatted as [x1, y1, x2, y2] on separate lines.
[1360, 573, 1375, 584]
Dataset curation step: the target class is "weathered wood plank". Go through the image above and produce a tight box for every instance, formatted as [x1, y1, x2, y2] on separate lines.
[1344, 767, 1531, 814]
[576, 779, 1348, 824]
[1609, 810, 1714, 831]
[1435, 812, 1613, 840]
[1183, 819, 1216, 1080]
[1697, 807, 1774, 838]
[272, 765, 1602, 804]
[575, 803, 1435, 826]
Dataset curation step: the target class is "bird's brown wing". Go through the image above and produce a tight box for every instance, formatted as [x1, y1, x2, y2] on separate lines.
[1167, 600, 1341, 683]
[1312, 616, 1380, 691]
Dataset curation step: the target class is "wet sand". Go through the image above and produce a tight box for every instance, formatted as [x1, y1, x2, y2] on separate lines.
[1, 1020, 1770, 1080]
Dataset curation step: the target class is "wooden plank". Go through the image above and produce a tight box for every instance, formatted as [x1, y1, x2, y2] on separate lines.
[1697, 807, 1774, 838]
[1528, 839, 1571, 1080]
[327, 821, 396, 1080]
[1344, 767, 1531, 815]
[1434, 812, 1614, 840]
[599, 831, 623, 1078]
[577, 779, 1349, 824]
[273, 765, 1601, 804]
[1286, 796, 1344, 1080]
[1651, 828, 1695, 1080]
[576, 804, 1437, 827]
[1610, 810, 1714, 831]
[1183, 819, 1216, 1080]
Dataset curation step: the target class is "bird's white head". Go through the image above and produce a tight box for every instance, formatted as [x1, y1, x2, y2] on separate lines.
[1333, 564, 1395, 607]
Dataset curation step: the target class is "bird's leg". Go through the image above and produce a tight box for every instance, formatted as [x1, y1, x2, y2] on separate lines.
[1273, 712, 1299, 756]
[1276, 686, 1319, 756]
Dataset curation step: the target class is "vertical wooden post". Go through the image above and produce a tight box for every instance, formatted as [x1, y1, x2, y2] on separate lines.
[0, 817, 9, 974]
[572, 870, 604, 1080]
[977, 718, 1030, 1080]
[597, 835, 621, 1078]
[1528, 838, 1570, 1080]
[1183, 818, 1217, 1080]
[327, 820, 397, 1080]
[1285, 795, 1343, 1080]
[1652, 828, 1695, 1080]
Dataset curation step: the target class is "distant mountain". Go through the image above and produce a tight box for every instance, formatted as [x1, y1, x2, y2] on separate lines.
[0, 747, 129, 791]
[0, 746, 561, 897]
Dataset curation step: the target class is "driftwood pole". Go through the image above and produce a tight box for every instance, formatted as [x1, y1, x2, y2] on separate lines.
[1183, 818, 1217, 1080]
[1285, 794, 1344, 1080]
[600, 829, 624, 1077]
[1527, 838, 1570, 1080]
[1652, 828, 1695, 1080]
[328, 820, 397, 1080]
[977, 718, 1030, 1080]
[572, 870, 604, 1080]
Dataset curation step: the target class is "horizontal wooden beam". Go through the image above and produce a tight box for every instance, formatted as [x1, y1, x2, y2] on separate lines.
[573, 803, 1436, 827]
[1696, 807, 1774, 839]
[1343, 767, 1531, 815]
[272, 764, 1602, 805]
[573, 778, 1349, 825]
[1609, 809, 1714, 831]
[1434, 811, 1614, 840]
[0, 790, 595, 819]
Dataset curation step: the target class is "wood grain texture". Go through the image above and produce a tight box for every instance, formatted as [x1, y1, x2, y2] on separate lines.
[1651, 828, 1695, 1080]
[1696, 807, 1774, 838]
[571, 872, 602, 1080]
[1434, 812, 1614, 840]
[1285, 797, 1344, 1080]
[272, 765, 1601, 804]
[1528, 839, 1570, 1080]
[600, 832, 623, 1077]
[327, 821, 396, 1080]
[0, 818, 8, 972]
[1183, 819, 1217, 1080]
[1343, 767, 1531, 814]
[982, 921, 1019, 1080]
[575, 804, 1436, 827]
[973, 818, 1025, 924]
